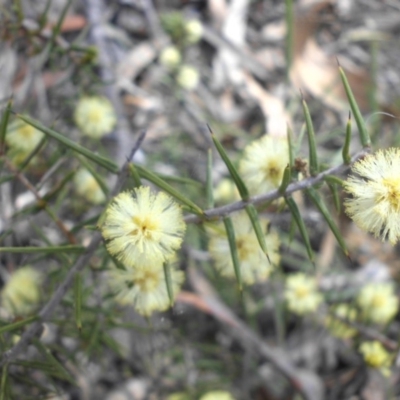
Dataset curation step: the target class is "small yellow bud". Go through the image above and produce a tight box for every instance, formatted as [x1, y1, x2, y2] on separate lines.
[159, 46, 182, 69]
[1, 267, 42, 317]
[184, 20, 203, 44]
[176, 65, 199, 90]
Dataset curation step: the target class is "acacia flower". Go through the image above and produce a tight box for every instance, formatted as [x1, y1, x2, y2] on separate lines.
[357, 282, 398, 325]
[207, 212, 280, 285]
[109, 261, 184, 316]
[1, 267, 42, 316]
[74, 96, 116, 138]
[325, 304, 358, 339]
[213, 178, 240, 205]
[239, 135, 289, 196]
[359, 341, 393, 377]
[199, 391, 235, 400]
[284, 273, 322, 315]
[74, 168, 106, 205]
[344, 148, 400, 244]
[184, 20, 203, 44]
[6, 119, 44, 153]
[176, 65, 199, 90]
[101, 186, 186, 266]
[160, 46, 182, 69]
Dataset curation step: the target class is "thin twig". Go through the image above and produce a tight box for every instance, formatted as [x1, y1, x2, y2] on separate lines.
[0, 141, 144, 367]
[184, 148, 370, 224]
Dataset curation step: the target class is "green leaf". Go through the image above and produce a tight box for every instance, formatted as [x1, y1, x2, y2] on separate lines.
[163, 262, 174, 306]
[301, 98, 319, 176]
[307, 187, 349, 257]
[128, 163, 142, 188]
[16, 114, 119, 173]
[0, 364, 8, 400]
[0, 245, 85, 254]
[278, 164, 291, 195]
[223, 216, 242, 291]
[74, 272, 83, 330]
[326, 180, 341, 214]
[32, 339, 76, 385]
[286, 123, 294, 169]
[135, 164, 204, 215]
[284, 196, 314, 262]
[206, 148, 214, 209]
[342, 111, 352, 164]
[0, 100, 12, 154]
[339, 65, 371, 147]
[210, 129, 249, 201]
[0, 316, 38, 335]
[245, 204, 270, 263]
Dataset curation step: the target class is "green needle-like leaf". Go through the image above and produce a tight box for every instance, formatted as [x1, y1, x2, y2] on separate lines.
[287, 123, 294, 169]
[342, 112, 352, 164]
[326, 180, 341, 214]
[0, 316, 39, 335]
[245, 204, 270, 263]
[307, 187, 349, 257]
[284, 196, 314, 262]
[223, 216, 242, 291]
[302, 98, 319, 176]
[0, 100, 12, 154]
[16, 114, 119, 173]
[74, 272, 82, 330]
[210, 130, 250, 201]
[163, 262, 174, 306]
[128, 163, 143, 187]
[339, 65, 371, 147]
[206, 148, 214, 209]
[278, 164, 291, 195]
[135, 164, 204, 215]
[0, 364, 8, 400]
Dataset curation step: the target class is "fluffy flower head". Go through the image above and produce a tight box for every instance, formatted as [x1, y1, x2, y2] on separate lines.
[74, 96, 116, 138]
[239, 135, 289, 196]
[284, 273, 322, 315]
[109, 261, 184, 316]
[74, 168, 106, 205]
[357, 282, 398, 325]
[176, 65, 199, 90]
[359, 341, 392, 376]
[1, 267, 42, 316]
[6, 119, 44, 153]
[213, 178, 240, 205]
[325, 304, 358, 339]
[160, 46, 182, 69]
[184, 20, 203, 44]
[344, 148, 400, 244]
[199, 391, 235, 400]
[101, 186, 186, 266]
[207, 212, 280, 285]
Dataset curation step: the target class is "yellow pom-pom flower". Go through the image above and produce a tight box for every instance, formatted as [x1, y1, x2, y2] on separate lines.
[160, 46, 182, 70]
[101, 186, 186, 267]
[74, 168, 106, 205]
[1, 266, 42, 316]
[176, 65, 199, 90]
[284, 273, 322, 315]
[6, 119, 44, 153]
[184, 20, 203, 44]
[207, 212, 280, 285]
[213, 178, 240, 205]
[109, 261, 184, 316]
[357, 282, 398, 325]
[359, 341, 393, 377]
[199, 391, 235, 400]
[239, 135, 289, 196]
[344, 148, 400, 244]
[74, 96, 116, 138]
[325, 304, 358, 339]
